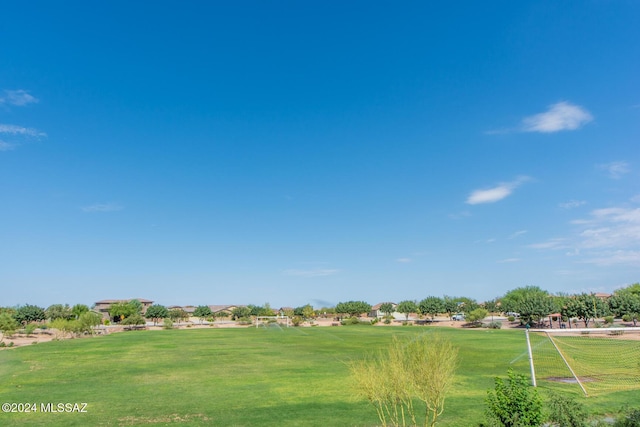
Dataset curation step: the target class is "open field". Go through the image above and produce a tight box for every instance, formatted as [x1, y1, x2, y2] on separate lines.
[1, 326, 639, 426]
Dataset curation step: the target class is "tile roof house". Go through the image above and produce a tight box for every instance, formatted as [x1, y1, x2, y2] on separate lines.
[94, 298, 154, 319]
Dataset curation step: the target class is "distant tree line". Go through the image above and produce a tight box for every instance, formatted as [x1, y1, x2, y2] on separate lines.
[2, 282, 638, 338]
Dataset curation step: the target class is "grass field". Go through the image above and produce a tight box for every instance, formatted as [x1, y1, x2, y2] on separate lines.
[1, 326, 639, 426]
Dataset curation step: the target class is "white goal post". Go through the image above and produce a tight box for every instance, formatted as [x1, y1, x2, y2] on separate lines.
[254, 315, 291, 328]
[526, 327, 640, 396]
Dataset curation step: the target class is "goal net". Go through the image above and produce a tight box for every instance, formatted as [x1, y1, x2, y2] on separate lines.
[254, 315, 290, 328]
[526, 327, 640, 396]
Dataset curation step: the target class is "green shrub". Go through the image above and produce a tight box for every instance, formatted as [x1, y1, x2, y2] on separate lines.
[163, 319, 173, 329]
[341, 317, 361, 326]
[507, 315, 515, 322]
[383, 318, 391, 324]
[485, 368, 544, 427]
[486, 321, 502, 329]
[24, 323, 37, 336]
[292, 316, 303, 326]
[604, 316, 615, 325]
[614, 408, 640, 427]
[545, 391, 589, 427]
[623, 314, 632, 322]
[121, 313, 146, 326]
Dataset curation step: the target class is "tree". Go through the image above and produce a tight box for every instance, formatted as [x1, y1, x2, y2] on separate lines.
[231, 306, 251, 320]
[108, 301, 137, 322]
[46, 304, 73, 321]
[442, 296, 478, 317]
[14, 304, 46, 325]
[0, 313, 19, 341]
[442, 296, 459, 319]
[485, 368, 544, 427]
[77, 311, 101, 334]
[467, 308, 488, 325]
[145, 304, 169, 325]
[484, 298, 500, 314]
[379, 302, 395, 317]
[501, 286, 554, 326]
[193, 305, 212, 323]
[419, 296, 444, 320]
[396, 300, 418, 321]
[301, 304, 315, 320]
[168, 308, 188, 323]
[129, 299, 143, 314]
[71, 304, 90, 319]
[563, 293, 608, 327]
[335, 301, 372, 318]
[609, 286, 640, 326]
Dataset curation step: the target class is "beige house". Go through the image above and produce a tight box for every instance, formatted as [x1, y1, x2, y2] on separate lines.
[94, 298, 154, 319]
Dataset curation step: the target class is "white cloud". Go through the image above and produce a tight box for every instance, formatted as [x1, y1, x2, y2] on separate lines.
[282, 268, 340, 277]
[532, 206, 640, 266]
[0, 89, 39, 106]
[0, 124, 46, 137]
[0, 124, 46, 152]
[577, 208, 640, 249]
[466, 176, 530, 205]
[584, 250, 640, 267]
[522, 101, 593, 133]
[559, 200, 586, 209]
[81, 203, 124, 213]
[396, 258, 412, 263]
[528, 238, 567, 250]
[598, 161, 630, 179]
[508, 230, 528, 239]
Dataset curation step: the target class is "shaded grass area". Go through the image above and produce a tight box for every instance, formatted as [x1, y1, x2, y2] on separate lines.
[0, 326, 638, 426]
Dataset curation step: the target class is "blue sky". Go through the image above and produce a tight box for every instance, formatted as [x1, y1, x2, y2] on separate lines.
[1, 1, 639, 309]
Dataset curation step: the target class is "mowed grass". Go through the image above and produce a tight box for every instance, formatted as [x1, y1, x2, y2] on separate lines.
[1, 326, 638, 427]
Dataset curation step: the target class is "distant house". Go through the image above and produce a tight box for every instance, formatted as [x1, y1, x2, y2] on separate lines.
[167, 305, 196, 314]
[369, 302, 403, 319]
[594, 292, 611, 300]
[94, 298, 154, 319]
[208, 305, 241, 317]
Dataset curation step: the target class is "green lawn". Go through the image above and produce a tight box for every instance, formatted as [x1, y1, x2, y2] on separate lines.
[0, 326, 638, 426]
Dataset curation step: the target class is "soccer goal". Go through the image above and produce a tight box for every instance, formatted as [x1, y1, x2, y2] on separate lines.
[526, 327, 640, 396]
[255, 315, 290, 328]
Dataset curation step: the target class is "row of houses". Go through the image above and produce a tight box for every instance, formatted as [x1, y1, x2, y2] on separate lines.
[93, 299, 243, 320]
[94, 299, 408, 320]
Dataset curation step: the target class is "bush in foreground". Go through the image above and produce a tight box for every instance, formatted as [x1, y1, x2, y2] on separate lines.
[350, 333, 458, 427]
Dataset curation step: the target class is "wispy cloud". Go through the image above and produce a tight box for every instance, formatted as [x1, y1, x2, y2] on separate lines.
[522, 101, 593, 133]
[0, 124, 47, 152]
[0, 89, 39, 106]
[508, 230, 528, 239]
[396, 258, 412, 263]
[282, 268, 340, 277]
[81, 203, 124, 213]
[531, 206, 640, 266]
[598, 161, 630, 179]
[559, 200, 586, 209]
[0, 124, 46, 137]
[528, 238, 567, 250]
[466, 176, 530, 205]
